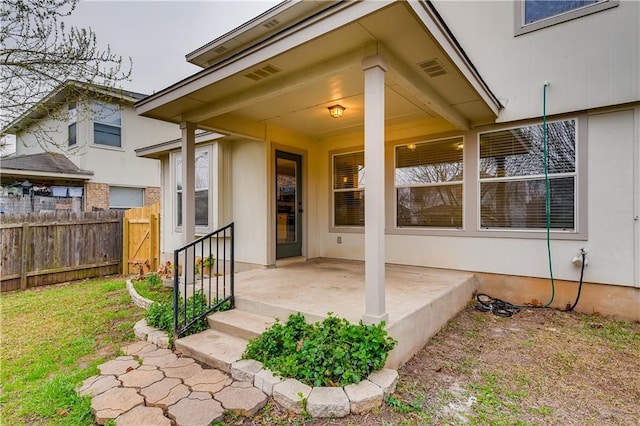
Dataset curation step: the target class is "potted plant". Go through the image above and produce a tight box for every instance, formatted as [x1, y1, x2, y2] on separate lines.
[202, 254, 216, 277]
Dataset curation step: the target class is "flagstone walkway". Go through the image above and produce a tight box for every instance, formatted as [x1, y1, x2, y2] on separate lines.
[77, 341, 267, 425]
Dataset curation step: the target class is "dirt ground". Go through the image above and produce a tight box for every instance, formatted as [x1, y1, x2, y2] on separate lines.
[243, 302, 640, 426]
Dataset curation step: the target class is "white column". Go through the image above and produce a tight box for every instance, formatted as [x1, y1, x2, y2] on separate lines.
[180, 122, 196, 283]
[362, 55, 389, 324]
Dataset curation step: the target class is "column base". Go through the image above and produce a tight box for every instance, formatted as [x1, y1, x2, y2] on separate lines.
[362, 312, 389, 325]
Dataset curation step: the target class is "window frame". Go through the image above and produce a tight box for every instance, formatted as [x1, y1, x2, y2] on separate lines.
[68, 103, 77, 147]
[477, 118, 583, 237]
[331, 149, 365, 231]
[92, 102, 122, 148]
[108, 186, 144, 210]
[514, 0, 619, 36]
[173, 145, 213, 234]
[394, 136, 465, 230]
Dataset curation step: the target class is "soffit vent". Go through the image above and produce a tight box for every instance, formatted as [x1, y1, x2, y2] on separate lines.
[243, 64, 282, 81]
[417, 58, 447, 78]
[263, 19, 280, 29]
[214, 46, 227, 54]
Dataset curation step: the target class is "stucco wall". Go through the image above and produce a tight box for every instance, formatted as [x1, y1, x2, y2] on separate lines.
[14, 101, 178, 190]
[431, 0, 640, 123]
[317, 106, 638, 288]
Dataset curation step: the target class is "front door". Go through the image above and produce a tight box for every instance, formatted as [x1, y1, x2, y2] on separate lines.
[276, 151, 302, 259]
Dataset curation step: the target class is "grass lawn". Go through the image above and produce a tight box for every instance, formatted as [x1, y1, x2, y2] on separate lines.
[0, 277, 144, 425]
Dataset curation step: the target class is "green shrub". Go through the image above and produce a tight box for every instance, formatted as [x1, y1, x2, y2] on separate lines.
[133, 274, 171, 303]
[146, 292, 231, 340]
[146, 273, 162, 287]
[243, 312, 397, 387]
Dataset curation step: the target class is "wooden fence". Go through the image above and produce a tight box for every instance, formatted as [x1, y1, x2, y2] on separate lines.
[123, 203, 160, 275]
[0, 210, 124, 292]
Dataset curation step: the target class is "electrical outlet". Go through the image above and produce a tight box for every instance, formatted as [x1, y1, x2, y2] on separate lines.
[337, 236, 342, 244]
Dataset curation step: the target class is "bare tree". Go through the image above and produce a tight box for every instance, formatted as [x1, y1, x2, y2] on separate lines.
[0, 0, 132, 149]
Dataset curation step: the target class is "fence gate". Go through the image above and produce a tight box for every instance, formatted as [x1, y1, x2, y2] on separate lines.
[123, 203, 160, 275]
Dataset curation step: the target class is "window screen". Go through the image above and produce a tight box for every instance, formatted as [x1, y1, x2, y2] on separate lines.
[395, 137, 463, 228]
[93, 102, 121, 147]
[333, 151, 365, 227]
[479, 120, 576, 230]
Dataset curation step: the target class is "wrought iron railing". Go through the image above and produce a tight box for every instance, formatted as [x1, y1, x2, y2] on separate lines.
[173, 222, 234, 338]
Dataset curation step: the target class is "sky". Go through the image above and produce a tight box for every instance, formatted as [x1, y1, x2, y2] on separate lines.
[68, 0, 280, 94]
[3, 0, 281, 153]
[69, 0, 282, 94]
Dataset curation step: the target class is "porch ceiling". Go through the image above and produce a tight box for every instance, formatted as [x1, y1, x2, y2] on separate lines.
[137, 1, 500, 139]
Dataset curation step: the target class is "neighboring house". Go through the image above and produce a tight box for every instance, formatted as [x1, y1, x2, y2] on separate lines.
[1, 81, 180, 213]
[0, 152, 92, 213]
[135, 0, 639, 320]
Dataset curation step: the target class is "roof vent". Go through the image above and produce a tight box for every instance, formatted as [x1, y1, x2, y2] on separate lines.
[263, 19, 279, 29]
[244, 64, 282, 81]
[417, 59, 447, 78]
[214, 46, 227, 54]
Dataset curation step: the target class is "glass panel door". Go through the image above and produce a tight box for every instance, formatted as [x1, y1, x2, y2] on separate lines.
[276, 151, 302, 258]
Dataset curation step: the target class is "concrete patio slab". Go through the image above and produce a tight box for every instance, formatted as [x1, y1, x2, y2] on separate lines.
[214, 382, 267, 416]
[118, 365, 164, 389]
[97, 357, 139, 376]
[91, 387, 144, 425]
[167, 392, 224, 426]
[183, 368, 232, 394]
[77, 375, 121, 397]
[115, 405, 170, 426]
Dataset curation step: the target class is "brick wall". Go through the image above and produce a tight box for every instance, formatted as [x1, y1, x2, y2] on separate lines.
[85, 182, 109, 211]
[144, 187, 161, 206]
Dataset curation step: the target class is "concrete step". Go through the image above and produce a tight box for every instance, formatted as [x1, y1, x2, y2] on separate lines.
[208, 309, 275, 341]
[175, 329, 248, 373]
[234, 296, 327, 325]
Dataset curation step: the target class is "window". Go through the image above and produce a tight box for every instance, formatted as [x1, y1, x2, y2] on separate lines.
[395, 137, 464, 228]
[109, 186, 143, 209]
[515, 0, 618, 35]
[479, 120, 576, 231]
[68, 103, 77, 147]
[333, 151, 365, 227]
[93, 102, 121, 147]
[175, 149, 209, 228]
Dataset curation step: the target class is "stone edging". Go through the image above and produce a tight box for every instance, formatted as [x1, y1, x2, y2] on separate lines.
[231, 359, 399, 418]
[126, 279, 400, 418]
[126, 279, 171, 349]
[126, 279, 154, 310]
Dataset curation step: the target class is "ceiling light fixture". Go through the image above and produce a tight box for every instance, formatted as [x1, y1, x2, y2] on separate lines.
[328, 104, 345, 118]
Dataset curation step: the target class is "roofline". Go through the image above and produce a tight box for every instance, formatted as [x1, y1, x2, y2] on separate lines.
[185, 0, 294, 66]
[136, 0, 501, 119]
[135, 0, 381, 113]
[0, 168, 94, 181]
[136, 131, 226, 159]
[2, 80, 148, 136]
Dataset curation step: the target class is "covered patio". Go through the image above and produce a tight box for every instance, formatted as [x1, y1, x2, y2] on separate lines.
[232, 258, 476, 368]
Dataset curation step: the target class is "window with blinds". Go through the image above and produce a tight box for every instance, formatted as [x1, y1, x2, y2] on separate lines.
[395, 137, 464, 228]
[479, 119, 576, 230]
[333, 151, 365, 227]
[92, 102, 121, 147]
[175, 148, 210, 228]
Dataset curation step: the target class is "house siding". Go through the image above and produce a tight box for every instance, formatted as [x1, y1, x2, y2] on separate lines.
[432, 0, 640, 123]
